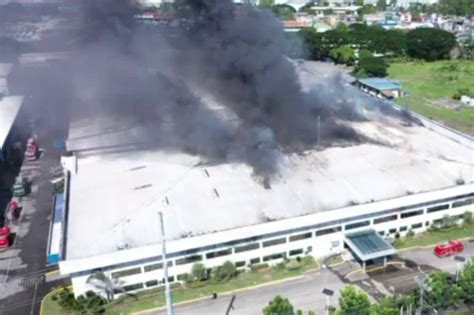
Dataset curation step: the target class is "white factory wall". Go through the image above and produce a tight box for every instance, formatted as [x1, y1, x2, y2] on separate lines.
[68, 196, 473, 298]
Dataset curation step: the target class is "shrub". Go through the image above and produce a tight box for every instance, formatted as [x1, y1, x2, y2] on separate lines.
[212, 261, 237, 282]
[250, 263, 269, 272]
[53, 287, 106, 313]
[191, 263, 207, 281]
[286, 260, 301, 271]
[406, 229, 415, 237]
[453, 88, 472, 100]
[297, 310, 303, 315]
[463, 211, 473, 224]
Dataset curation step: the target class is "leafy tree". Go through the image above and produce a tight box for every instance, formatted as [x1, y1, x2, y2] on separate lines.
[359, 4, 376, 15]
[438, 0, 474, 16]
[338, 285, 371, 315]
[459, 260, 474, 304]
[355, 0, 364, 6]
[86, 271, 123, 302]
[424, 271, 464, 310]
[300, 28, 324, 60]
[259, 0, 275, 9]
[272, 5, 296, 20]
[263, 295, 295, 315]
[406, 28, 456, 61]
[463, 211, 473, 224]
[376, 0, 386, 11]
[336, 22, 349, 33]
[329, 46, 356, 65]
[191, 263, 207, 281]
[357, 55, 388, 77]
[370, 296, 398, 315]
[213, 261, 237, 282]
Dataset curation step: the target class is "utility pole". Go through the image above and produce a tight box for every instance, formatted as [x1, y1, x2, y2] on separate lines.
[317, 115, 321, 148]
[159, 212, 174, 315]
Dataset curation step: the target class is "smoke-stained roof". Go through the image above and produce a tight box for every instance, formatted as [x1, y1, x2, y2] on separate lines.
[65, 117, 474, 260]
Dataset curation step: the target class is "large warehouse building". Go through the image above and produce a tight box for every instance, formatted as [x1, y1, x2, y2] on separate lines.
[57, 104, 474, 297]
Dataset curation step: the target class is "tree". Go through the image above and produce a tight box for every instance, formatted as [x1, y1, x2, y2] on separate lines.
[213, 261, 237, 282]
[355, 0, 364, 6]
[438, 0, 474, 16]
[191, 263, 207, 281]
[338, 285, 371, 315]
[263, 295, 295, 315]
[359, 4, 376, 15]
[336, 22, 348, 33]
[459, 260, 474, 304]
[329, 46, 356, 65]
[272, 5, 296, 20]
[86, 271, 123, 302]
[463, 211, 473, 224]
[300, 28, 324, 60]
[259, 0, 275, 9]
[52, 287, 106, 314]
[370, 297, 399, 315]
[376, 0, 386, 11]
[424, 271, 464, 310]
[357, 55, 388, 77]
[406, 28, 456, 61]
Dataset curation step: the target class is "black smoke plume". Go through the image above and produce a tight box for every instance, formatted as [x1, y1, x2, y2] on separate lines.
[69, 0, 367, 179]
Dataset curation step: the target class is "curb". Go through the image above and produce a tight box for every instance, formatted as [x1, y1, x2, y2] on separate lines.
[133, 261, 321, 315]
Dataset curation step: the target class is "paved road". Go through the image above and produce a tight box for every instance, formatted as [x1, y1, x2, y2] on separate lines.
[0, 62, 71, 315]
[398, 239, 474, 275]
[147, 268, 345, 315]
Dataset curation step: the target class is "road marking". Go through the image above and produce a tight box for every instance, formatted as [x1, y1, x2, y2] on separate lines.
[30, 281, 39, 315]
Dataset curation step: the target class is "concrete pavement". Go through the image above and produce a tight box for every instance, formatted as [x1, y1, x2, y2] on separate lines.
[144, 268, 346, 315]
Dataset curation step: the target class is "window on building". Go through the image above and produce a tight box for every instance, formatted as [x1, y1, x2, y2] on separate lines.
[316, 226, 342, 236]
[425, 221, 430, 227]
[289, 249, 303, 256]
[411, 223, 422, 229]
[427, 204, 449, 213]
[399, 226, 407, 232]
[177, 274, 189, 281]
[389, 228, 397, 234]
[111, 267, 142, 279]
[206, 248, 232, 259]
[374, 214, 398, 225]
[145, 280, 158, 288]
[235, 261, 246, 268]
[401, 209, 424, 219]
[250, 257, 261, 265]
[175, 255, 202, 266]
[122, 283, 144, 292]
[307, 246, 312, 253]
[144, 261, 173, 273]
[345, 220, 370, 230]
[263, 252, 285, 262]
[262, 238, 286, 248]
[167, 276, 175, 283]
[378, 231, 385, 236]
[289, 232, 312, 242]
[452, 198, 474, 208]
[234, 243, 260, 253]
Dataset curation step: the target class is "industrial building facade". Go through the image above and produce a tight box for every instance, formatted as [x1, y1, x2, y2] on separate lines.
[60, 184, 473, 297]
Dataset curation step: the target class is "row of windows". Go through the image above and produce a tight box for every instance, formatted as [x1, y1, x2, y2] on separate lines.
[106, 195, 473, 279]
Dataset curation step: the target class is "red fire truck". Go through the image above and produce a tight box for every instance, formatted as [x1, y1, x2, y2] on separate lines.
[434, 240, 464, 257]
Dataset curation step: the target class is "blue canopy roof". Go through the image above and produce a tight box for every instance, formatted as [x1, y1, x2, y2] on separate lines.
[345, 229, 395, 261]
[358, 78, 401, 91]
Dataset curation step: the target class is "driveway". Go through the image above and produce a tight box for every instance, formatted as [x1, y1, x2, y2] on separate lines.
[145, 268, 345, 315]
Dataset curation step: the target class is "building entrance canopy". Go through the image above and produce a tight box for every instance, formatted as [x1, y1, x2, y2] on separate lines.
[345, 229, 395, 262]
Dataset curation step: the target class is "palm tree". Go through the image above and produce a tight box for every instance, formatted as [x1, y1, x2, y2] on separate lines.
[86, 271, 124, 302]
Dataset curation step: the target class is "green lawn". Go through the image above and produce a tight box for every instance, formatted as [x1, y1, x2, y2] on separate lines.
[394, 223, 474, 249]
[43, 257, 319, 315]
[388, 60, 474, 134]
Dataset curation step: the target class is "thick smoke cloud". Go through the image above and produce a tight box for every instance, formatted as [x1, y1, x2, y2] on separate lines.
[70, 0, 368, 180]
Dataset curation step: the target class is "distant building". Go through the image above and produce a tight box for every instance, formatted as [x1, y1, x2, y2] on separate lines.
[400, 12, 412, 24]
[396, 0, 439, 8]
[356, 78, 404, 100]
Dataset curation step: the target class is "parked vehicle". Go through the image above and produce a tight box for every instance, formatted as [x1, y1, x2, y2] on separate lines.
[0, 226, 11, 249]
[12, 177, 26, 197]
[25, 137, 39, 161]
[434, 240, 464, 257]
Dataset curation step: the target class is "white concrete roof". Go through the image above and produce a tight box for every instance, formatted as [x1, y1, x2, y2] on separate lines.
[64, 116, 474, 261]
[0, 96, 24, 151]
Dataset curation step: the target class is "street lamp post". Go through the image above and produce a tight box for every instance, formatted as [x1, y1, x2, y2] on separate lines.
[322, 288, 334, 315]
[159, 212, 174, 315]
[454, 255, 466, 283]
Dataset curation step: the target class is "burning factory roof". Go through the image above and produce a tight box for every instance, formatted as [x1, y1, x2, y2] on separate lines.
[65, 114, 474, 260]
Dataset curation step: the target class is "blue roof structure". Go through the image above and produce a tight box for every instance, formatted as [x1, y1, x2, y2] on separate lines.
[358, 78, 401, 91]
[345, 230, 395, 261]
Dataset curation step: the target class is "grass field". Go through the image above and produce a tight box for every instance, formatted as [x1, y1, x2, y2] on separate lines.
[43, 257, 319, 315]
[388, 60, 474, 134]
[394, 222, 474, 249]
